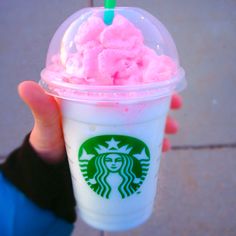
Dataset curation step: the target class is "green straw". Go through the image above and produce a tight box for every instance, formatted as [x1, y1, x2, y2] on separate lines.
[104, 0, 116, 25]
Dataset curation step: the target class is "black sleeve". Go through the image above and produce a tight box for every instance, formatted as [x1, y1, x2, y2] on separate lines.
[0, 134, 76, 223]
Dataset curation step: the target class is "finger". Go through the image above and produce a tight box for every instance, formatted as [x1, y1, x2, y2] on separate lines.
[18, 81, 60, 127]
[18, 81, 65, 162]
[165, 115, 179, 134]
[170, 93, 183, 110]
[162, 138, 171, 152]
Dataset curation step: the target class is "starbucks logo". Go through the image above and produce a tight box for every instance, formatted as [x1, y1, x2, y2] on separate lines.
[78, 135, 150, 199]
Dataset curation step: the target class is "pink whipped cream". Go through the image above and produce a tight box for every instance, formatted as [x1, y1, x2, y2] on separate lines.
[46, 14, 177, 86]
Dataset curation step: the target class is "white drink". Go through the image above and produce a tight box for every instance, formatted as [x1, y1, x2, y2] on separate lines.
[40, 6, 186, 232]
[60, 97, 170, 231]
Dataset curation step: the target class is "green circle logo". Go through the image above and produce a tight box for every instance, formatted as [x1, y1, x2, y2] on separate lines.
[78, 135, 150, 199]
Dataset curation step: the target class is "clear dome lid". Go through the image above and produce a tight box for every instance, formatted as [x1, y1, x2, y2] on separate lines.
[40, 7, 186, 102]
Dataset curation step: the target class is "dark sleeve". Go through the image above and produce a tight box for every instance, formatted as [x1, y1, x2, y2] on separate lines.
[0, 134, 76, 223]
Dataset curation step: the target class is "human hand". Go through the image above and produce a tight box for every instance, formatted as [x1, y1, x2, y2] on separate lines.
[18, 81, 65, 163]
[18, 81, 182, 162]
[162, 93, 183, 152]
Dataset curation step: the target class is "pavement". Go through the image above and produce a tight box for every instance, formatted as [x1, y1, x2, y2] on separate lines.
[0, 0, 236, 236]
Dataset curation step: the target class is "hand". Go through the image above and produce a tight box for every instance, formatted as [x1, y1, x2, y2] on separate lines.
[18, 81, 65, 163]
[18, 81, 182, 162]
[162, 93, 183, 152]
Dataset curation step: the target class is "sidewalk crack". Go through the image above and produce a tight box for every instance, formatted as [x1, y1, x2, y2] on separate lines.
[88, 0, 94, 7]
[172, 143, 236, 150]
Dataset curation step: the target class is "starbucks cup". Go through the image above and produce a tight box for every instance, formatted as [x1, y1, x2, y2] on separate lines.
[40, 7, 186, 231]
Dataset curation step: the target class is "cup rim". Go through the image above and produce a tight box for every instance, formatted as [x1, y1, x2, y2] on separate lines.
[39, 67, 186, 103]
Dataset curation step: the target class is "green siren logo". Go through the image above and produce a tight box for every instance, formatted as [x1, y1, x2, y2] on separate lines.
[78, 135, 150, 199]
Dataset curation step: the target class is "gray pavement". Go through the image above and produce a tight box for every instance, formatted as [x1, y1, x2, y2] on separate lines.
[0, 0, 236, 236]
[105, 149, 236, 236]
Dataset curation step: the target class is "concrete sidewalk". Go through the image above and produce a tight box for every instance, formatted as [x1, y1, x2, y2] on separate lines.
[0, 0, 236, 235]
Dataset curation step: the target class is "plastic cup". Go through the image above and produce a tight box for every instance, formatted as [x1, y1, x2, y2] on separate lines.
[40, 7, 186, 231]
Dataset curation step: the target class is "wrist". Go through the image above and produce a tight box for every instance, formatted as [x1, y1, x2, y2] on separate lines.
[0, 133, 76, 223]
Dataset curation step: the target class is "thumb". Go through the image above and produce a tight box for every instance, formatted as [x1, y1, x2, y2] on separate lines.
[18, 81, 65, 162]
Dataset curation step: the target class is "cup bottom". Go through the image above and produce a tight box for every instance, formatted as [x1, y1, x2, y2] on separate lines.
[77, 204, 153, 231]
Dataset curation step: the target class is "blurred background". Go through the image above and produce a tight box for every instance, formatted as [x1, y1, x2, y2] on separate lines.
[0, 0, 235, 235]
